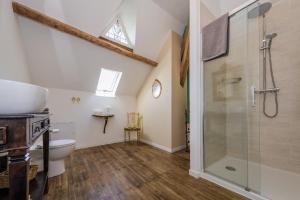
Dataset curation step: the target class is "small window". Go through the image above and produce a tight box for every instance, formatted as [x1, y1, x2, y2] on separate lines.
[96, 68, 122, 97]
[103, 17, 132, 47]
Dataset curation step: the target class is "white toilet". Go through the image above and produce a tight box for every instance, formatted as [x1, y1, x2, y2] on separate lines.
[49, 139, 76, 177]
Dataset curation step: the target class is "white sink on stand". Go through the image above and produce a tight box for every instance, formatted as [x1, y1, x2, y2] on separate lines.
[0, 79, 48, 114]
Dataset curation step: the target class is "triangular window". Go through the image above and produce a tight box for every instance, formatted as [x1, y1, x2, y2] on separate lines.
[103, 17, 132, 48]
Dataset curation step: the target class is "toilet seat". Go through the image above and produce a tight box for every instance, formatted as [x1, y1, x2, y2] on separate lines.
[50, 139, 75, 149]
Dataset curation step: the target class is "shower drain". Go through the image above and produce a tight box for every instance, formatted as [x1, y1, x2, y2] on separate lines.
[225, 166, 236, 172]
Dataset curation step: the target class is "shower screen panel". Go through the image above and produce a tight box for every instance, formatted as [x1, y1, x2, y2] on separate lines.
[203, 2, 261, 192]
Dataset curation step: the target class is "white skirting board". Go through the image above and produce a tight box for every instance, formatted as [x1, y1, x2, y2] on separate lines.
[140, 139, 186, 153]
[189, 169, 202, 178]
[75, 138, 185, 153]
[171, 145, 187, 153]
[75, 139, 124, 150]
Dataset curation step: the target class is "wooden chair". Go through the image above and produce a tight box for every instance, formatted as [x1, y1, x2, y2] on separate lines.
[124, 112, 142, 144]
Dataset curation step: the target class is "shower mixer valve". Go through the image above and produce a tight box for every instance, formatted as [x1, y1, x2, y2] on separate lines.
[254, 87, 280, 94]
[250, 86, 280, 107]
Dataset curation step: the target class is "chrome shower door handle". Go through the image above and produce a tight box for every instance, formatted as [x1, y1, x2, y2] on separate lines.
[250, 86, 256, 107]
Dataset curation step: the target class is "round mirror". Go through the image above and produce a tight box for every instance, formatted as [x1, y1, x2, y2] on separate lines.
[152, 79, 162, 98]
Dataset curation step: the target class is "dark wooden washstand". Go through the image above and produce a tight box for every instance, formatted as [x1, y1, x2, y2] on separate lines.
[0, 113, 50, 200]
[92, 114, 114, 134]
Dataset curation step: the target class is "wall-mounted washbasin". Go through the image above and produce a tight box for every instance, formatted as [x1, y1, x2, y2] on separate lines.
[0, 79, 48, 114]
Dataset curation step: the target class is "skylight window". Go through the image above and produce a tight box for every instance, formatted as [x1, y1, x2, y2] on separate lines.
[96, 68, 122, 97]
[103, 17, 132, 47]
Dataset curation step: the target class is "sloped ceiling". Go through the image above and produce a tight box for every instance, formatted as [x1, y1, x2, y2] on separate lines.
[219, 0, 250, 14]
[16, 0, 186, 60]
[119, 0, 137, 46]
[135, 0, 185, 60]
[15, 0, 187, 96]
[201, 0, 220, 17]
[200, 2, 217, 28]
[152, 0, 189, 24]
[16, 0, 123, 36]
[17, 16, 152, 96]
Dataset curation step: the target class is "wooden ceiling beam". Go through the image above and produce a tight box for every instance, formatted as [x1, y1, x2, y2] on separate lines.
[12, 2, 158, 67]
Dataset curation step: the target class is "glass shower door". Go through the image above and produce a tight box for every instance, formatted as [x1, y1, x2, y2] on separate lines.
[203, 2, 261, 193]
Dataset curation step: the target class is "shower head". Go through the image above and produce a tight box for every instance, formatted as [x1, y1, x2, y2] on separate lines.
[248, 2, 272, 18]
[264, 32, 277, 48]
[266, 33, 277, 39]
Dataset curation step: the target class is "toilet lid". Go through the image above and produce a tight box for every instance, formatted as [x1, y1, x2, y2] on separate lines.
[49, 139, 76, 149]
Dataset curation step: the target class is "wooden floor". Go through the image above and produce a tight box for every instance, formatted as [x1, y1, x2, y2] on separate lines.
[45, 142, 248, 200]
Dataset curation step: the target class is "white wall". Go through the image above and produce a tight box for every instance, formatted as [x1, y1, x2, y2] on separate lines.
[137, 32, 173, 149]
[189, 0, 203, 178]
[47, 88, 136, 149]
[171, 32, 186, 149]
[137, 31, 185, 152]
[0, 0, 31, 83]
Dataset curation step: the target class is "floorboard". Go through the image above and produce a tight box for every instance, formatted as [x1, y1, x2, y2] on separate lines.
[44, 142, 248, 200]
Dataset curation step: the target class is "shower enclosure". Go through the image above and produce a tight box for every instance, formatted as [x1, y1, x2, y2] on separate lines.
[203, 0, 300, 199]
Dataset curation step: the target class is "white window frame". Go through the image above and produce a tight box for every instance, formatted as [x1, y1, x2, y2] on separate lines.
[102, 16, 133, 48]
[96, 68, 122, 97]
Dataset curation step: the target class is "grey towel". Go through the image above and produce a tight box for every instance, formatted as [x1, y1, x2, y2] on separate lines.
[202, 13, 229, 61]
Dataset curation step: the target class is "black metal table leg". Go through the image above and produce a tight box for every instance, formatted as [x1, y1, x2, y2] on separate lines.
[103, 117, 108, 134]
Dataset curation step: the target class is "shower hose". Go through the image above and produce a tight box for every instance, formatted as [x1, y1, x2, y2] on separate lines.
[263, 48, 279, 118]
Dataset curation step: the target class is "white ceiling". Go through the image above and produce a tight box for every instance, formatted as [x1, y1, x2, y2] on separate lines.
[201, 0, 220, 17]
[152, 0, 189, 24]
[135, 0, 185, 59]
[17, 16, 152, 96]
[15, 0, 187, 96]
[200, 2, 216, 28]
[16, 0, 186, 60]
[15, 0, 249, 96]
[16, 0, 123, 36]
[201, 0, 251, 17]
[219, 0, 250, 15]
